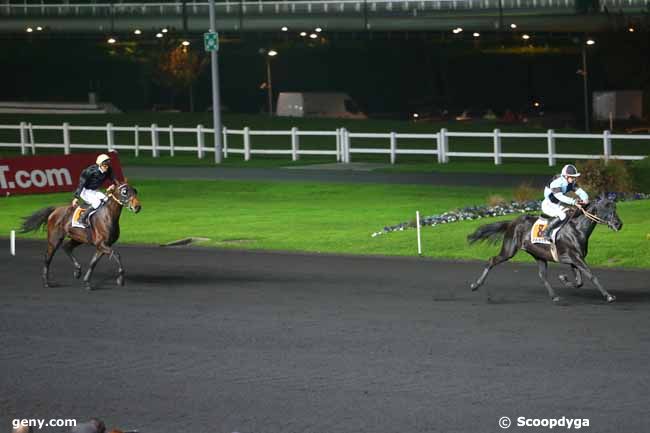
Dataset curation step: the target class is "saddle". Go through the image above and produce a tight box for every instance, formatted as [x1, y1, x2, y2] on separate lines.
[71, 206, 98, 229]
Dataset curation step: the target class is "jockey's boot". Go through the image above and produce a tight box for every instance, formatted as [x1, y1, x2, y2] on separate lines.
[79, 208, 92, 228]
[542, 217, 564, 242]
[79, 208, 94, 241]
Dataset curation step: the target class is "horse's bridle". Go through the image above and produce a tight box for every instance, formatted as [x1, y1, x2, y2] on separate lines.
[108, 185, 136, 211]
[579, 205, 617, 230]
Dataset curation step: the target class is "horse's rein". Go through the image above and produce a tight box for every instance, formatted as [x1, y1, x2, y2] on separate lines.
[108, 191, 124, 206]
[579, 206, 608, 225]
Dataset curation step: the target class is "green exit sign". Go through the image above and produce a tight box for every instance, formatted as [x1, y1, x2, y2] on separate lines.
[204, 32, 219, 52]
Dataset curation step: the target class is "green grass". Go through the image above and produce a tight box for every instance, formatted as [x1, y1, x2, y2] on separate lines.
[3, 179, 649, 268]
[1, 112, 647, 175]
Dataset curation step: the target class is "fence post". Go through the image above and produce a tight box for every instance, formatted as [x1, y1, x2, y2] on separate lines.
[151, 123, 159, 158]
[222, 126, 229, 159]
[390, 131, 397, 164]
[134, 125, 140, 157]
[196, 124, 205, 159]
[291, 127, 300, 161]
[603, 130, 611, 164]
[244, 126, 251, 161]
[342, 128, 350, 163]
[493, 128, 502, 165]
[336, 128, 341, 162]
[169, 125, 175, 156]
[62, 122, 71, 155]
[438, 128, 448, 163]
[28, 123, 35, 154]
[19, 122, 27, 155]
[547, 129, 556, 167]
[106, 123, 114, 152]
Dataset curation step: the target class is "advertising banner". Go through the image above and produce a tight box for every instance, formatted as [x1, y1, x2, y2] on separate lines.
[0, 151, 123, 196]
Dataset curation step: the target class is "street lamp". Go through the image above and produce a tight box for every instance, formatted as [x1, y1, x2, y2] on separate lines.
[260, 49, 278, 116]
[581, 38, 595, 132]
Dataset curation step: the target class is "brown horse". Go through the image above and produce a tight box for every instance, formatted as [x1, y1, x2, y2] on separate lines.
[20, 181, 141, 290]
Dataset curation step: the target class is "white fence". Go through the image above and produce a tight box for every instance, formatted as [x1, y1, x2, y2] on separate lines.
[0, 122, 647, 166]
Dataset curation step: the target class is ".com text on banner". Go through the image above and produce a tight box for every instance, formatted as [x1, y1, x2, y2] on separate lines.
[0, 151, 123, 196]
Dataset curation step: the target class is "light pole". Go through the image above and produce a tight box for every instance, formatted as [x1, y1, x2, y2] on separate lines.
[208, 0, 223, 163]
[261, 49, 278, 116]
[582, 38, 595, 132]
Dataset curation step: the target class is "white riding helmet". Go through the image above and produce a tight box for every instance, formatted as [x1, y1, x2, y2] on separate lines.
[96, 154, 111, 166]
[561, 164, 580, 177]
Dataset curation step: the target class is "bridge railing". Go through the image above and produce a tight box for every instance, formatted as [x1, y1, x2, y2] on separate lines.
[0, 122, 647, 166]
[1, 0, 577, 17]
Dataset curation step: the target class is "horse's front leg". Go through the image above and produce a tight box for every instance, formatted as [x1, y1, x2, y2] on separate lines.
[111, 249, 125, 287]
[559, 264, 583, 289]
[98, 242, 125, 287]
[571, 256, 615, 303]
[83, 251, 104, 291]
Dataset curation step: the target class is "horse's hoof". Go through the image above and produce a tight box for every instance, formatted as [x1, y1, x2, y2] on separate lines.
[73, 268, 82, 279]
[43, 283, 50, 289]
[553, 297, 569, 306]
[552, 296, 564, 304]
[606, 294, 616, 303]
[117, 276, 125, 287]
[558, 274, 568, 283]
[84, 283, 94, 291]
[470, 282, 479, 291]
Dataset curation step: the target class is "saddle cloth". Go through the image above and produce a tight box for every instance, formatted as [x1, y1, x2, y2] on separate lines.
[530, 217, 561, 262]
[531, 217, 561, 245]
[71, 207, 98, 228]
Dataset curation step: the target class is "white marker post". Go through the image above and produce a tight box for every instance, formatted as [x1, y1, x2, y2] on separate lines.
[10, 230, 15, 256]
[416, 211, 422, 256]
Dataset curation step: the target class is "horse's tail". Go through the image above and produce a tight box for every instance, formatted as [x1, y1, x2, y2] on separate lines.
[20, 206, 57, 233]
[467, 220, 512, 245]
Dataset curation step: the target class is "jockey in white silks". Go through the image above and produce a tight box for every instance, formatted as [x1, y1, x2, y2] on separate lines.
[72, 154, 118, 227]
[541, 164, 589, 241]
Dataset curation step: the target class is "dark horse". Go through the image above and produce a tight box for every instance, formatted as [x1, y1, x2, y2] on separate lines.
[20, 181, 141, 290]
[467, 198, 623, 303]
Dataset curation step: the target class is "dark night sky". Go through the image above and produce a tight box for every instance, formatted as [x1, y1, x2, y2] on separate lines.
[1, 31, 648, 119]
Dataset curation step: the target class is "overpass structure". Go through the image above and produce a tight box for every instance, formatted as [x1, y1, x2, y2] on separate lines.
[0, 0, 648, 35]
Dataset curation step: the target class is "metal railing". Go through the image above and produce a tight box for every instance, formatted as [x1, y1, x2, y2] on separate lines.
[1, 0, 577, 17]
[0, 122, 647, 165]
